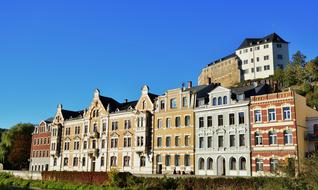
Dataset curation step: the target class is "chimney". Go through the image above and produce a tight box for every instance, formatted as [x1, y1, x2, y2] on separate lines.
[188, 81, 192, 88]
[124, 99, 128, 103]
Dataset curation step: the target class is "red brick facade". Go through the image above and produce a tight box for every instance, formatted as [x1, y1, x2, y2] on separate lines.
[250, 91, 298, 176]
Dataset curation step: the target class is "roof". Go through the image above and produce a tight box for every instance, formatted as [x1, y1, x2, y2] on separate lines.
[207, 53, 237, 66]
[185, 83, 219, 98]
[61, 109, 84, 120]
[99, 95, 120, 112]
[237, 33, 288, 50]
[117, 101, 138, 111]
[231, 84, 270, 98]
[44, 117, 54, 123]
[148, 93, 159, 102]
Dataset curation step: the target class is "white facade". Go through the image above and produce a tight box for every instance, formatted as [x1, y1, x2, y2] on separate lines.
[236, 39, 289, 81]
[195, 86, 251, 176]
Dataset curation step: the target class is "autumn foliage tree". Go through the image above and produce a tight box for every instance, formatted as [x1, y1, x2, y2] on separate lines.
[0, 123, 34, 170]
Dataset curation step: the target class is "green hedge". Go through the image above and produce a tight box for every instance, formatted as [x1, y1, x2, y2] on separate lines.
[0, 172, 309, 190]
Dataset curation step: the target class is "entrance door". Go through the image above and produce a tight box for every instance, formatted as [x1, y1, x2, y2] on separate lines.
[217, 156, 226, 176]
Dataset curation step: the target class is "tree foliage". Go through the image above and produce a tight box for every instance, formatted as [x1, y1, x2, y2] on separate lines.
[0, 123, 34, 170]
[272, 51, 318, 109]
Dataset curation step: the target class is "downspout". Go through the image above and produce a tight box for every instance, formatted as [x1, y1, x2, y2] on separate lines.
[293, 93, 300, 177]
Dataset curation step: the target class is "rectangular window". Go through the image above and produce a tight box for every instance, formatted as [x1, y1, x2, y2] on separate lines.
[255, 133, 263, 145]
[157, 137, 162, 147]
[83, 141, 87, 149]
[166, 137, 171, 147]
[207, 136, 212, 148]
[124, 120, 131, 129]
[251, 58, 254, 63]
[218, 136, 224, 148]
[251, 68, 254, 73]
[239, 134, 245, 146]
[229, 114, 235, 125]
[170, 98, 177, 109]
[256, 57, 260, 62]
[264, 55, 269, 60]
[165, 155, 170, 166]
[254, 110, 262, 122]
[268, 108, 276, 121]
[175, 136, 180, 147]
[277, 44, 282, 48]
[243, 69, 249, 74]
[112, 122, 118, 130]
[256, 66, 262, 72]
[264, 44, 269, 49]
[184, 155, 190, 166]
[199, 117, 204, 128]
[157, 119, 162, 129]
[102, 122, 107, 132]
[277, 54, 283, 60]
[230, 135, 235, 147]
[264, 65, 270, 71]
[175, 155, 180, 166]
[238, 112, 245, 124]
[185, 116, 190, 127]
[255, 46, 260, 50]
[256, 159, 263, 171]
[175, 117, 181, 128]
[243, 60, 248, 64]
[185, 135, 190, 146]
[160, 100, 165, 110]
[207, 116, 213, 127]
[182, 97, 188, 107]
[283, 107, 291, 120]
[166, 118, 171, 128]
[84, 125, 88, 134]
[199, 137, 204, 148]
[218, 115, 223, 126]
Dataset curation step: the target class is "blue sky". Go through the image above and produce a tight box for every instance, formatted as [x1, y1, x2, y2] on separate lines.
[0, 0, 317, 128]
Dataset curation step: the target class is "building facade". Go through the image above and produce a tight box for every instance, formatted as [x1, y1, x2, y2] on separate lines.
[198, 54, 241, 87]
[30, 119, 52, 172]
[250, 90, 318, 176]
[236, 33, 289, 81]
[198, 33, 289, 86]
[153, 82, 216, 174]
[107, 85, 157, 174]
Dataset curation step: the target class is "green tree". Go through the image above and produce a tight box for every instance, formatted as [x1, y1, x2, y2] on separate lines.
[291, 50, 307, 67]
[283, 64, 297, 87]
[0, 123, 34, 170]
[305, 56, 318, 82]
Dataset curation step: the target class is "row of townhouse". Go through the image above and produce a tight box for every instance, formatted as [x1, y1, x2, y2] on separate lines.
[29, 82, 318, 176]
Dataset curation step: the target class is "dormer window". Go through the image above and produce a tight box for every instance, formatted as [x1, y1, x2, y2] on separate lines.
[218, 97, 222, 105]
[223, 96, 228, 105]
[142, 100, 146, 110]
[212, 97, 217, 106]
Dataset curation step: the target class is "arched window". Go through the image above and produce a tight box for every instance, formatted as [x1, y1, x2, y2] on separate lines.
[230, 157, 236, 170]
[239, 157, 246, 170]
[110, 156, 117, 167]
[223, 96, 228, 105]
[140, 156, 146, 167]
[212, 97, 217, 106]
[207, 157, 213, 170]
[218, 97, 222, 105]
[199, 158, 205, 170]
[124, 156, 130, 167]
[284, 130, 293, 145]
[63, 157, 69, 166]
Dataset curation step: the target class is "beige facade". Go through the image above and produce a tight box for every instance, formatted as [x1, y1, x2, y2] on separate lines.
[198, 54, 241, 87]
[107, 85, 156, 174]
[153, 83, 216, 174]
[49, 86, 157, 174]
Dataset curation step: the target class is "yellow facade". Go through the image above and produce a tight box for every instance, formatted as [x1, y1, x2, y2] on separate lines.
[153, 85, 197, 174]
